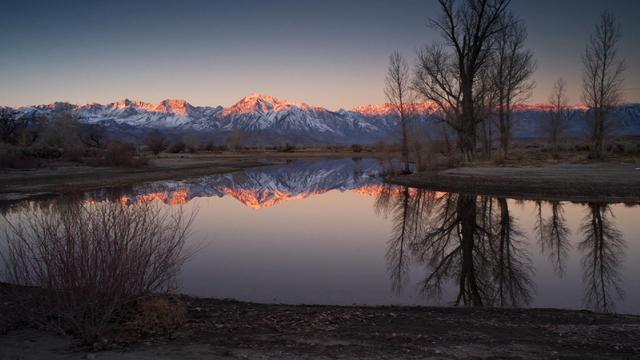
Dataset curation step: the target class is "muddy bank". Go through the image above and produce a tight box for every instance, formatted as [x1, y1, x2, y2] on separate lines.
[2, 285, 640, 359]
[0, 157, 276, 201]
[389, 163, 640, 202]
[0, 151, 386, 201]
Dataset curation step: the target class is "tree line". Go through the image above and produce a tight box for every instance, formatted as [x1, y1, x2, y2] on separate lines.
[385, 0, 626, 168]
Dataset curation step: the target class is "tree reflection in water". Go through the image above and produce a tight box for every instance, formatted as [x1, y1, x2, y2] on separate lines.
[377, 186, 534, 307]
[536, 201, 571, 277]
[579, 202, 625, 313]
[378, 186, 632, 311]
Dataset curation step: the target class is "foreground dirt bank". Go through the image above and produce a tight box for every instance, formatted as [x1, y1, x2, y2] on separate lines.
[2, 291, 640, 359]
[389, 163, 640, 202]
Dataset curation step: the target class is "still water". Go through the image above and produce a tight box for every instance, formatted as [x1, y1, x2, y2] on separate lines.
[2, 158, 639, 313]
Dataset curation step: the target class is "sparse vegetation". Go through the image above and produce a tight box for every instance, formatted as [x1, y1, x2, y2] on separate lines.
[1, 201, 194, 343]
[144, 130, 169, 155]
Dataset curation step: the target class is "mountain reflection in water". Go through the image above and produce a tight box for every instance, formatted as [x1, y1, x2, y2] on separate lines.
[82, 158, 388, 209]
[1, 158, 638, 313]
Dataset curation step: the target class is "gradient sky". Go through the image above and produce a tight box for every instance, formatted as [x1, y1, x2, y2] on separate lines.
[0, 0, 638, 109]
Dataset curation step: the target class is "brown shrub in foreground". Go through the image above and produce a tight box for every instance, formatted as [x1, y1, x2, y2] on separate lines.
[1, 202, 194, 343]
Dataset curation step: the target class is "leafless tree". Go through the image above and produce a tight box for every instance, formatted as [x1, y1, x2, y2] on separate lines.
[1, 201, 195, 342]
[78, 124, 107, 148]
[145, 130, 169, 155]
[0, 109, 24, 145]
[414, 0, 512, 161]
[226, 129, 245, 152]
[489, 15, 536, 158]
[385, 51, 412, 173]
[582, 10, 625, 159]
[544, 78, 571, 156]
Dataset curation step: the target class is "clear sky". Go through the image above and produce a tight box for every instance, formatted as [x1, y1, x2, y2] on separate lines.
[0, 0, 638, 109]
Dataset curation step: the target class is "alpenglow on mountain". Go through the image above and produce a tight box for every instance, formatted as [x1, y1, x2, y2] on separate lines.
[7, 93, 640, 144]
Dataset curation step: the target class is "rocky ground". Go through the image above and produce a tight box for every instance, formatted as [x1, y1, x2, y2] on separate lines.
[2, 285, 640, 359]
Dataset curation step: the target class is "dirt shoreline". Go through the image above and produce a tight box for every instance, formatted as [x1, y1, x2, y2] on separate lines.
[2, 289, 640, 359]
[0, 151, 387, 201]
[389, 163, 640, 202]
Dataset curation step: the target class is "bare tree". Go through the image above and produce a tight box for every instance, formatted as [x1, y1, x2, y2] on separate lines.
[544, 78, 570, 156]
[0, 109, 24, 145]
[226, 129, 245, 152]
[78, 123, 107, 148]
[414, 0, 512, 161]
[489, 15, 536, 158]
[145, 130, 169, 156]
[385, 51, 412, 173]
[582, 10, 625, 159]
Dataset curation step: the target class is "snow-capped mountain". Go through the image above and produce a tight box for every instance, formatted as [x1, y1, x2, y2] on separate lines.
[7, 94, 640, 144]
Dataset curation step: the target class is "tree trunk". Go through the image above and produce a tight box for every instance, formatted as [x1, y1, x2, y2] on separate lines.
[400, 114, 410, 173]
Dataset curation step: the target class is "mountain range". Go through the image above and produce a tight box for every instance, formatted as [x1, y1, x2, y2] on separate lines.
[6, 93, 640, 144]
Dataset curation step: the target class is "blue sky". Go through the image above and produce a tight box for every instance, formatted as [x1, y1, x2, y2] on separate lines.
[0, 0, 638, 108]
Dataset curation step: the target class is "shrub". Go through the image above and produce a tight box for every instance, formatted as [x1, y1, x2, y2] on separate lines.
[280, 143, 295, 152]
[351, 144, 363, 153]
[0, 144, 43, 169]
[92, 140, 147, 167]
[168, 141, 186, 154]
[1, 202, 194, 343]
[22, 145, 62, 159]
[63, 144, 86, 162]
[144, 131, 168, 155]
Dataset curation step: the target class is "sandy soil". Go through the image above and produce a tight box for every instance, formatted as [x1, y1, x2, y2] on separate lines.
[390, 163, 640, 202]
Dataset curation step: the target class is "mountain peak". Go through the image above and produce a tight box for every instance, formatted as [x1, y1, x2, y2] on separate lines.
[154, 99, 194, 116]
[351, 101, 439, 116]
[224, 93, 316, 115]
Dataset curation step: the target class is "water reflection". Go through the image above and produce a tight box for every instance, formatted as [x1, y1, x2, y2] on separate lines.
[536, 201, 571, 277]
[377, 188, 534, 307]
[579, 203, 625, 312]
[376, 186, 634, 312]
[85, 158, 387, 209]
[1, 158, 638, 313]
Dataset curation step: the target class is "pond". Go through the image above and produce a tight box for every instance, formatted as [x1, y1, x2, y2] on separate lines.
[2, 158, 639, 313]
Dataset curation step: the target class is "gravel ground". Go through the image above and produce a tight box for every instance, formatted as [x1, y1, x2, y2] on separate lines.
[2, 287, 640, 360]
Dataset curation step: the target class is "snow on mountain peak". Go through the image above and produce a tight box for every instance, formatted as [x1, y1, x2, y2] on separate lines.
[351, 101, 438, 116]
[154, 99, 194, 116]
[223, 93, 320, 115]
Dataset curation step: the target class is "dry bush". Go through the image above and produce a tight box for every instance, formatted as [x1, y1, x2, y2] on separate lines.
[1, 201, 194, 343]
[168, 141, 186, 154]
[92, 140, 148, 167]
[0, 144, 42, 169]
